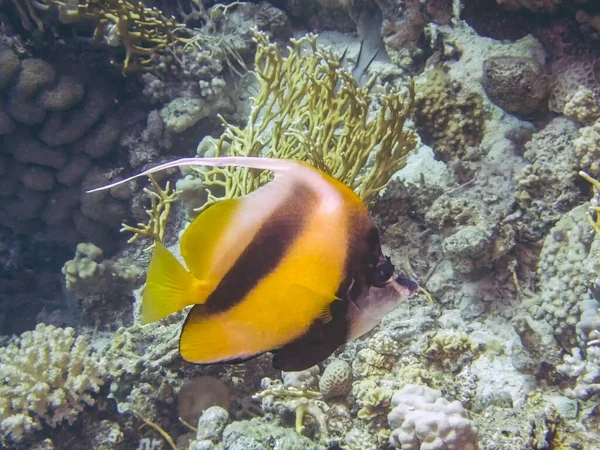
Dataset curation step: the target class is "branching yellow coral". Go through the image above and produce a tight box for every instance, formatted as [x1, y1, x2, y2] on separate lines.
[121, 175, 179, 248]
[191, 29, 416, 210]
[9, 0, 189, 71]
[579, 171, 600, 236]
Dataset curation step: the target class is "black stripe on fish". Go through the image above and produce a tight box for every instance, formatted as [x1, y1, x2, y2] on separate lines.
[202, 182, 318, 315]
[271, 222, 382, 371]
[272, 298, 350, 371]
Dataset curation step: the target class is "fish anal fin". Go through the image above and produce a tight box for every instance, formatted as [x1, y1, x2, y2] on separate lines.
[271, 323, 338, 371]
[272, 298, 350, 371]
[142, 241, 213, 324]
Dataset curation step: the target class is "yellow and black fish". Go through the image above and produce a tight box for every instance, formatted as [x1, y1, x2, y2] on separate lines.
[90, 157, 417, 371]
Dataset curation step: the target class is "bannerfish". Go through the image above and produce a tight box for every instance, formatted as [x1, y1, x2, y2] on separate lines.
[89, 157, 418, 371]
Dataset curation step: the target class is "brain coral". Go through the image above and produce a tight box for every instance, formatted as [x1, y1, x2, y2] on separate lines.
[0, 324, 106, 442]
[549, 56, 600, 115]
[319, 360, 352, 399]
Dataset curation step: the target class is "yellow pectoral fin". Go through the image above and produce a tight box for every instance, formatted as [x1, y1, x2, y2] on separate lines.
[286, 283, 340, 324]
[142, 241, 214, 324]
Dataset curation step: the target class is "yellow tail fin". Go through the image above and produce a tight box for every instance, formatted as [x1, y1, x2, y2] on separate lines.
[142, 241, 213, 324]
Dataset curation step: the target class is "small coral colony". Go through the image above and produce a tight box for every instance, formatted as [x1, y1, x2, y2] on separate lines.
[1, 0, 600, 449]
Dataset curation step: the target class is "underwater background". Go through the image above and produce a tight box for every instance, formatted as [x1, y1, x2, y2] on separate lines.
[1, 0, 600, 449]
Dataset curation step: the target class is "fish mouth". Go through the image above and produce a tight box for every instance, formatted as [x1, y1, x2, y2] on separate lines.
[393, 274, 419, 294]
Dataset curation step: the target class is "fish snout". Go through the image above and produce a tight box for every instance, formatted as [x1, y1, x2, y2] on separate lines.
[393, 274, 419, 294]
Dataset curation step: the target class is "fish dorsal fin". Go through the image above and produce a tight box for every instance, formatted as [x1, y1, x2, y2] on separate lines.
[86, 156, 360, 211]
[86, 157, 300, 193]
[180, 197, 241, 280]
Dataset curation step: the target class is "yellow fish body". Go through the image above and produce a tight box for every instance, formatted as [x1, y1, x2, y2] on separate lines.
[89, 157, 417, 370]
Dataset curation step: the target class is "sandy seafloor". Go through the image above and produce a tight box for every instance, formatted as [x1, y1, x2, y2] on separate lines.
[1, 0, 600, 449]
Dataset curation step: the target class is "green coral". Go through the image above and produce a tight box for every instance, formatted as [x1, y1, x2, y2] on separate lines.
[62, 242, 141, 298]
[185, 30, 416, 212]
[420, 329, 480, 371]
[413, 68, 485, 158]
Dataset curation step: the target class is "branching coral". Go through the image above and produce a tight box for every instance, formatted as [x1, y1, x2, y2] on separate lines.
[295, 403, 329, 440]
[185, 29, 416, 211]
[9, 0, 189, 71]
[253, 378, 331, 443]
[121, 175, 179, 248]
[0, 324, 106, 443]
[580, 171, 600, 236]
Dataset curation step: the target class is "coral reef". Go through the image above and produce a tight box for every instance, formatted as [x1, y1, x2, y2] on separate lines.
[4, 1, 600, 449]
[9, 0, 189, 72]
[532, 205, 595, 349]
[0, 324, 105, 443]
[188, 406, 229, 449]
[222, 418, 325, 450]
[177, 376, 231, 428]
[574, 118, 600, 177]
[514, 118, 580, 242]
[549, 56, 600, 118]
[62, 243, 140, 298]
[0, 45, 131, 251]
